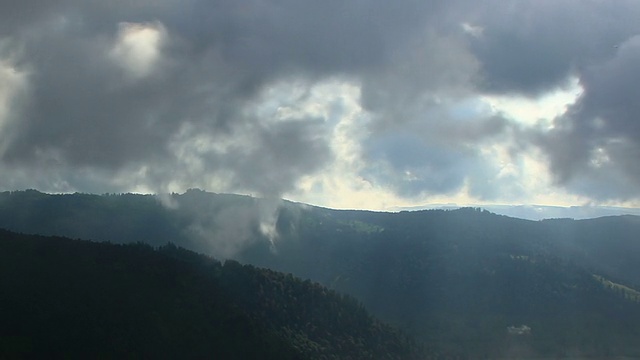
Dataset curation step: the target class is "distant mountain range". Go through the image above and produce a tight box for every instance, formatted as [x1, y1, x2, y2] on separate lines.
[394, 203, 640, 220]
[2, 189, 640, 358]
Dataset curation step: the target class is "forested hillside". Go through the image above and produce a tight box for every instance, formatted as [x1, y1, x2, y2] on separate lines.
[2, 190, 640, 357]
[250, 206, 640, 357]
[0, 229, 423, 359]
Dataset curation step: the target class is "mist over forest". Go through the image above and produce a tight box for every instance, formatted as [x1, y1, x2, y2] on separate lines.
[2, 189, 640, 358]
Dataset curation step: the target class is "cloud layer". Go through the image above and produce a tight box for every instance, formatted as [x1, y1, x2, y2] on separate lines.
[1, 0, 640, 208]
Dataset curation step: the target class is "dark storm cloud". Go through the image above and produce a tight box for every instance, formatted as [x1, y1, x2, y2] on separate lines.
[2, 0, 640, 204]
[0, 0, 66, 33]
[0, 0, 451, 197]
[440, 0, 640, 201]
[465, 0, 640, 95]
[180, 0, 447, 74]
[535, 35, 640, 200]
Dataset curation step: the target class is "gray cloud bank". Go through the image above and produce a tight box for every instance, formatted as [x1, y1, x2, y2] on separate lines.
[1, 0, 640, 204]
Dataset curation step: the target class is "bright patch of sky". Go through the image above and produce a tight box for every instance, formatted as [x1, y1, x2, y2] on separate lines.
[0, 57, 28, 156]
[109, 22, 167, 79]
[2, 1, 640, 217]
[480, 77, 583, 128]
[281, 78, 598, 212]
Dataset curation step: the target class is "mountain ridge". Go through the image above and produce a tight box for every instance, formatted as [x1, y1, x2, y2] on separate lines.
[2, 189, 640, 357]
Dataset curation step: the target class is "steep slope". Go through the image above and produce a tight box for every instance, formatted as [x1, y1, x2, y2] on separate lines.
[0, 229, 424, 359]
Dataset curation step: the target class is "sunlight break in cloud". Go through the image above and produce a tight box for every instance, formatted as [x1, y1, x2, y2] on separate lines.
[1, 1, 640, 213]
[480, 77, 583, 128]
[0, 57, 28, 157]
[109, 21, 167, 79]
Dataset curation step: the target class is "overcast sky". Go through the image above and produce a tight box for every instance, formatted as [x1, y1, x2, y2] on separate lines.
[2, 0, 640, 211]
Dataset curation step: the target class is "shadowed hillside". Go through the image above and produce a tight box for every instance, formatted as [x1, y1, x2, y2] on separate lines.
[250, 206, 640, 357]
[0, 229, 424, 359]
[2, 190, 640, 357]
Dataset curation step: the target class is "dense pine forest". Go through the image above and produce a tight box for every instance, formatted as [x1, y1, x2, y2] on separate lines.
[2, 190, 640, 358]
[0, 229, 423, 359]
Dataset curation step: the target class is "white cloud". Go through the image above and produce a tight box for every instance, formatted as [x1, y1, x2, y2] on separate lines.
[109, 21, 167, 79]
[480, 77, 583, 128]
[283, 78, 606, 211]
[461, 22, 484, 38]
[2, 1, 640, 212]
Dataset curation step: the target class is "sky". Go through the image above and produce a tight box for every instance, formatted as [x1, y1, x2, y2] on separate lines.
[2, 1, 640, 212]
